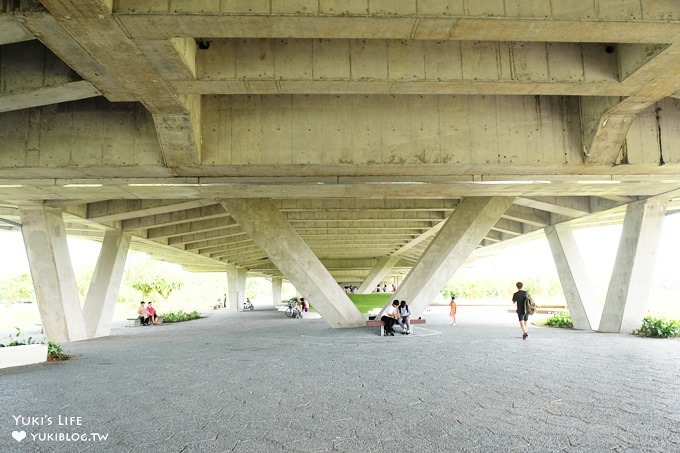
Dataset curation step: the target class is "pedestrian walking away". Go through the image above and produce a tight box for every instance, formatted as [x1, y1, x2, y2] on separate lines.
[512, 282, 530, 339]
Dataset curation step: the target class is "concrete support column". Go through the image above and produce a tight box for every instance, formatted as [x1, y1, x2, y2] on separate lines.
[225, 264, 245, 312]
[221, 199, 365, 328]
[271, 277, 283, 306]
[237, 267, 247, 311]
[545, 225, 600, 330]
[357, 255, 399, 294]
[599, 199, 667, 333]
[82, 230, 132, 338]
[19, 205, 86, 343]
[391, 197, 514, 317]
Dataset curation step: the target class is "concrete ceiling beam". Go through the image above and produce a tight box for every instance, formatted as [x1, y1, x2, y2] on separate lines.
[583, 44, 680, 165]
[121, 203, 227, 230]
[115, 10, 680, 43]
[166, 226, 244, 247]
[274, 199, 458, 211]
[0, 15, 34, 45]
[144, 216, 237, 240]
[35, 1, 202, 169]
[514, 197, 592, 219]
[86, 199, 212, 223]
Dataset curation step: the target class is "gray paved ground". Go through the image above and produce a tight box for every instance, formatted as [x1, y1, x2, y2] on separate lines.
[1, 306, 679, 453]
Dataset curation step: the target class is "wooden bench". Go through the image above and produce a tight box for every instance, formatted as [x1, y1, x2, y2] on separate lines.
[366, 318, 426, 336]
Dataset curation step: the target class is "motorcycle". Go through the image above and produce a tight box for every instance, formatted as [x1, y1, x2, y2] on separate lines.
[242, 298, 254, 311]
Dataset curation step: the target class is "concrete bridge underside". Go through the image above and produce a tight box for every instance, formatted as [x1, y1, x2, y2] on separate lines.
[1, 1, 680, 340]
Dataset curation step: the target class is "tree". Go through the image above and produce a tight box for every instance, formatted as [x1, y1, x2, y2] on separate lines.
[131, 281, 154, 299]
[153, 276, 183, 301]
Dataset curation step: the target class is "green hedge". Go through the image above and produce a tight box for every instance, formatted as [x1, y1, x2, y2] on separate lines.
[545, 311, 573, 328]
[161, 310, 201, 323]
[633, 316, 680, 338]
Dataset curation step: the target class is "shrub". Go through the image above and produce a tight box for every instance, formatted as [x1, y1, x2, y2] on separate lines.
[0, 328, 38, 347]
[633, 316, 680, 338]
[47, 341, 69, 361]
[546, 311, 573, 328]
[162, 310, 201, 323]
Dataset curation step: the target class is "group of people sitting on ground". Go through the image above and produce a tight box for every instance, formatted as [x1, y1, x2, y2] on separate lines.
[137, 301, 160, 326]
[380, 300, 412, 336]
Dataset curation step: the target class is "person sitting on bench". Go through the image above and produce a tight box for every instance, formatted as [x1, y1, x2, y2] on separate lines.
[146, 301, 159, 325]
[137, 301, 150, 326]
[380, 300, 400, 336]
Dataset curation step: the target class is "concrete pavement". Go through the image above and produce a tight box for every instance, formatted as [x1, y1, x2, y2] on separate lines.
[1, 306, 679, 452]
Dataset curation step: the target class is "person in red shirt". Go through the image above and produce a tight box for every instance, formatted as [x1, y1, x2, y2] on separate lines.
[146, 301, 159, 325]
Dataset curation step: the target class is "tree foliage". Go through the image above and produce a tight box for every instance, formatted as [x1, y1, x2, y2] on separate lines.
[131, 281, 154, 299]
[153, 276, 183, 301]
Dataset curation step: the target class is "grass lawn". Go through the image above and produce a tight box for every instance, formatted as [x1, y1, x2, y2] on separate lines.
[347, 293, 392, 314]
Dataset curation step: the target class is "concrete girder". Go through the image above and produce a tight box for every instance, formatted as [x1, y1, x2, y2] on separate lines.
[490, 218, 524, 237]
[87, 199, 213, 223]
[144, 217, 238, 240]
[221, 198, 365, 328]
[0, 80, 100, 113]
[5, 95, 680, 178]
[0, 40, 100, 113]
[166, 226, 244, 247]
[274, 199, 459, 211]
[388, 197, 515, 317]
[201, 242, 258, 257]
[0, 15, 34, 45]
[583, 44, 680, 165]
[183, 234, 250, 251]
[36, 0, 202, 169]
[514, 197, 592, 219]
[115, 8, 680, 43]
[502, 206, 550, 228]
[209, 248, 264, 261]
[168, 39, 624, 95]
[20, 13, 133, 101]
[599, 199, 668, 333]
[121, 203, 227, 230]
[82, 230, 131, 338]
[286, 220, 436, 229]
[283, 210, 447, 222]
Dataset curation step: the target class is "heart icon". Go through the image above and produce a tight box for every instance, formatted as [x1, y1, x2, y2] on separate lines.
[12, 431, 26, 442]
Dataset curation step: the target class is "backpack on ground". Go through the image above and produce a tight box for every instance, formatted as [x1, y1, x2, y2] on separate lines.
[524, 293, 536, 315]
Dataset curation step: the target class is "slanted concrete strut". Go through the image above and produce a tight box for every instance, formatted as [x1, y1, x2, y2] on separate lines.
[19, 205, 87, 343]
[599, 199, 667, 333]
[221, 199, 365, 328]
[390, 197, 514, 317]
[82, 230, 131, 338]
[545, 225, 600, 330]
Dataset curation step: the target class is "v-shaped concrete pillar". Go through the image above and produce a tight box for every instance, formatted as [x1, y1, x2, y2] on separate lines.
[221, 199, 365, 327]
[391, 197, 514, 317]
[19, 205, 87, 343]
[599, 199, 667, 333]
[357, 255, 400, 294]
[82, 230, 131, 338]
[545, 224, 600, 330]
